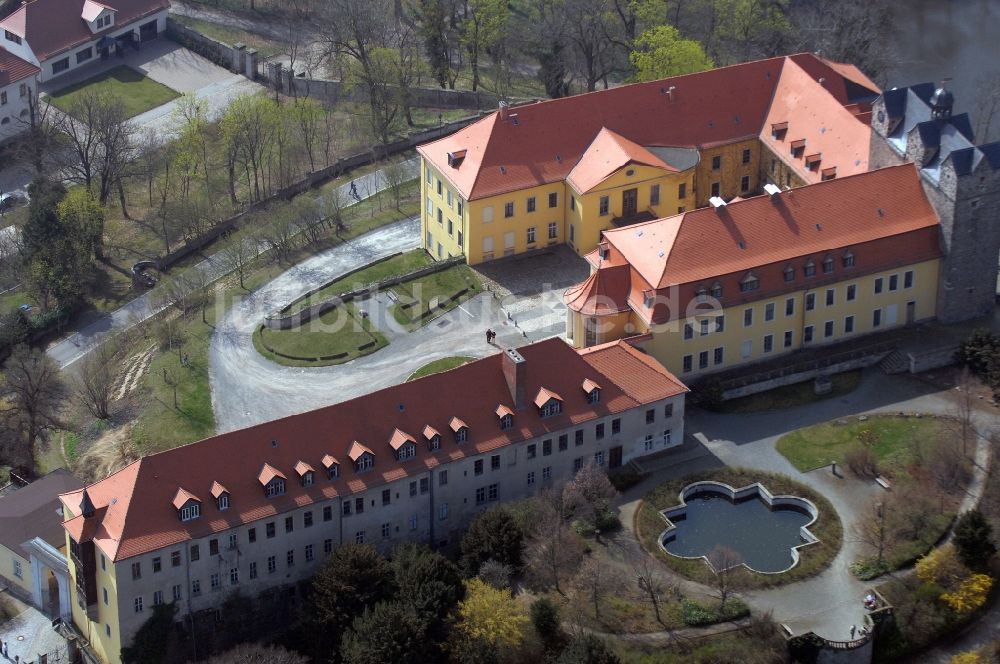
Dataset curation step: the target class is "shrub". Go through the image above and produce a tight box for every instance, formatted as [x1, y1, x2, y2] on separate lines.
[850, 557, 892, 581]
[529, 597, 561, 644]
[555, 634, 620, 664]
[680, 599, 717, 626]
[478, 559, 514, 590]
[953, 510, 997, 569]
[941, 574, 994, 615]
[607, 465, 644, 492]
[845, 443, 879, 478]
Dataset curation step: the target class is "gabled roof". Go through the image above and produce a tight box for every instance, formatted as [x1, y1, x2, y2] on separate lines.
[171, 487, 199, 510]
[0, 0, 169, 62]
[81, 0, 115, 21]
[566, 127, 676, 193]
[293, 461, 315, 476]
[418, 53, 879, 201]
[582, 378, 601, 394]
[579, 340, 689, 403]
[0, 469, 83, 557]
[494, 404, 514, 418]
[563, 264, 631, 315]
[321, 454, 339, 468]
[422, 425, 441, 440]
[257, 463, 286, 486]
[0, 47, 40, 87]
[388, 428, 416, 451]
[209, 481, 228, 498]
[59, 339, 686, 561]
[449, 416, 468, 432]
[602, 164, 940, 291]
[533, 387, 563, 409]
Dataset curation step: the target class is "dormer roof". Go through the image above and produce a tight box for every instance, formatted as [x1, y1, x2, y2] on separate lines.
[347, 441, 374, 461]
[209, 481, 228, 498]
[422, 425, 441, 440]
[321, 454, 339, 468]
[81, 0, 115, 21]
[388, 428, 417, 450]
[257, 463, 286, 486]
[293, 461, 315, 476]
[533, 387, 563, 409]
[582, 378, 601, 394]
[171, 487, 199, 510]
[494, 404, 514, 418]
[449, 416, 468, 432]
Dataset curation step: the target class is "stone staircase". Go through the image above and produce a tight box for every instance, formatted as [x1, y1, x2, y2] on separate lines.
[878, 349, 909, 375]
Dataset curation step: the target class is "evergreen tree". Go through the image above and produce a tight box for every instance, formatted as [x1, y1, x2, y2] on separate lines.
[340, 601, 431, 664]
[460, 506, 523, 573]
[953, 510, 997, 569]
[556, 634, 621, 664]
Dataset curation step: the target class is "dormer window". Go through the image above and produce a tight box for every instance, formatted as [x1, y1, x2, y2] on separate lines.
[710, 283, 723, 299]
[423, 425, 442, 451]
[534, 388, 563, 417]
[258, 463, 287, 497]
[643, 290, 654, 308]
[805, 154, 822, 171]
[842, 251, 855, 268]
[790, 139, 806, 158]
[822, 256, 834, 274]
[321, 454, 340, 480]
[696, 287, 707, 303]
[771, 121, 788, 139]
[804, 261, 816, 277]
[210, 482, 229, 511]
[495, 405, 514, 430]
[450, 417, 469, 443]
[598, 242, 610, 260]
[295, 461, 315, 487]
[582, 379, 602, 404]
[739, 273, 759, 293]
[784, 266, 795, 282]
[348, 441, 375, 473]
[173, 488, 201, 522]
[389, 429, 418, 462]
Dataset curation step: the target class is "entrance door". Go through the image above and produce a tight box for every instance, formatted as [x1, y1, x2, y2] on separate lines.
[140, 20, 158, 41]
[886, 303, 899, 326]
[906, 301, 916, 324]
[609, 446, 623, 469]
[622, 188, 638, 217]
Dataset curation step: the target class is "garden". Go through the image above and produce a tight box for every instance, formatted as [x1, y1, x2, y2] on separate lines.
[47, 66, 181, 119]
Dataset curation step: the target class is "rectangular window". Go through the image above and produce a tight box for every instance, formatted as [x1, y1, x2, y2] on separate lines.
[190, 545, 200, 561]
[437, 209, 442, 225]
[825, 289, 835, 306]
[458, 230, 463, 246]
[267, 556, 276, 573]
[4, 30, 22, 45]
[785, 298, 794, 316]
[132, 562, 141, 580]
[872, 309, 882, 328]
[743, 308, 753, 327]
[229, 568, 238, 585]
[488, 484, 498, 502]
[52, 58, 70, 74]
[410, 481, 417, 496]
[548, 222, 558, 239]
[740, 175, 750, 192]
[611, 418, 621, 434]
[249, 563, 257, 580]
[542, 466, 552, 481]
[889, 274, 899, 291]
[0, 91, 5, 105]
[475, 459, 484, 475]
[711, 182, 720, 197]
[700, 319, 710, 336]
[527, 226, 536, 244]
[458, 201, 464, 216]
[698, 351, 709, 369]
[558, 434, 568, 451]
[711, 155, 721, 170]
[594, 451, 606, 467]
[805, 293, 815, 311]
[824, 321, 834, 338]
[763, 335, 774, 353]
[527, 471, 535, 486]
[847, 284, 856, 301]
[287, 550, 294, 567]
[549, 192, 558, 208]
[383, 488, 391, 505]
[527, 444, 536, 459]
[804, 325, 814, 343]
[904, 270, 914, 288]
[542, 439, 552, 456]
[153, 557, 162, 573]
[570, 196, 576, 211]
[875, 277, 884, 294]
[266, 522, 276, 538]
[645, 409, 655, 424]
[845, 315, 855, 333]
[447, 190, 453, 206]
[575, 429, 584, 446]
[504, 202, 514, 218]
[439, 470, 448, 486]
[355, 497, 364, 513]
[650, 184, 660, 205]
[784, 330, 793, 348]
[211, 573, 220, 590]
[678, 183, 686, 199]
[765, 303, 775, 321]
[714, 346, 724, 365]
[173, 584, 182, 601]
[12, 559, 22, 579]
[76, 47, 93, 64]
[192, 580, 201, 596]
[476, 487, 486, 504]
[599, 196, 609, 216]
[596, 423, 605, 440]
[574, 457, 585, 472]
[305, 544, 314, 562]
[171, 550, 181, 567]
[682, 355, 692, 373]
[134, 597, 143, 613]
[228, 533, 238, 550]
[664, 403, 674, 418]
[447, 219, 453, 235]
[285, 517, 294, 533]
[483, 206, 494, 223]
[527, 196, 536, 212]
[437, 179, 442, 195]
[410, 515, 418, 531]
[324, 539, 333, 554]
[715, 315, 725, 333]
[683, 323, 693, 340]
[742, 148, 751, 164]
[439, 503, 449, 520]
[323, 506, 332, 522]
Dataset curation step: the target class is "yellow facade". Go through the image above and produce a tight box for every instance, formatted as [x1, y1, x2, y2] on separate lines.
[568, 259, 940, 379]
[66, 516, 122, 664]
[1, 544, 33, 597]
[692, 139, 761, 207]
[422, 159, 694, 265]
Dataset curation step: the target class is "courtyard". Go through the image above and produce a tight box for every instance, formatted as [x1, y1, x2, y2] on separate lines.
[47, 65, 181, 119]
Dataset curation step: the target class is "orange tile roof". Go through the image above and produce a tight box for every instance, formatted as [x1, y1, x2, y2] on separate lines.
[582, 378, 601, 394]
[171, 488, 199, 510]
[602, 164, 941, 293]
[449, 416, 468, 432]
[422, 425, 440, 441]
[494, 404, 514, 418]
[293, 461, 315, 476]
[0, 47, 39, 86]
[759, 59, 871, 184]
[257, 463, 285, 486]
[59, 339, 686, 561]
[578, 340, 689, 403]
[320, 454, 339, 468]
[388, 428, 416, 451]
[418, 54, 879, 201]
[209, 481, 228, 498]
[566, 127, 677, 193]
[564, 264, 632, 315]
[347, 441, 374, 462]
[533, 387, 563, 409]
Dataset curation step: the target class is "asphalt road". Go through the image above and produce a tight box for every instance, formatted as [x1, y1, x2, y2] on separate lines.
[46, 158, 417, 369]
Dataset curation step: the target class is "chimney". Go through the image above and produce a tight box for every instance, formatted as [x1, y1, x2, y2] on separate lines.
[764, 183, 782, 196]
[498, 101, 509, 122]
[80, 488, 95, 518]
[502, 348, 526, 410]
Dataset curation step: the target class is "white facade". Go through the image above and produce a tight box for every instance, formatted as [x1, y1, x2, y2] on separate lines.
[0, 75, 35, 143]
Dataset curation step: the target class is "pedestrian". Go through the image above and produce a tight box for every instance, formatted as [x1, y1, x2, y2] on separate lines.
[490, 329, 496, 343]
[486, 329, 492, 344]
[849, 624, 856, 639]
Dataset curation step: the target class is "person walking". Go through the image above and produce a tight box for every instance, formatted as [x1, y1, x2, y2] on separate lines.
[849, 624, 856, 639]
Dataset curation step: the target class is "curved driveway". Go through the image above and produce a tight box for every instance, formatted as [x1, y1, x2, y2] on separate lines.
[209, 217, 525, 433]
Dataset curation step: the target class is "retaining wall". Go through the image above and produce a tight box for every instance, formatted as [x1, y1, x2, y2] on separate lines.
[720, 353, 890, 401]
[907, 345, 960, 373]
[263, 255, 466, 330]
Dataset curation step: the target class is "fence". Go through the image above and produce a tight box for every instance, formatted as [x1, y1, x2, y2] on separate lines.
[166, 18, 257, 77]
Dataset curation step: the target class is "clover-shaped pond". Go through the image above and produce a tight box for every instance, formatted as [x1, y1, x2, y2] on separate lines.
[660, 481, 819, 574]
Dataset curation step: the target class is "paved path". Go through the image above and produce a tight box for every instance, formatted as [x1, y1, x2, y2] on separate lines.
[0, 600, 71, 663]
[209, 221, 529, 432]
[46, 159, 417, 369]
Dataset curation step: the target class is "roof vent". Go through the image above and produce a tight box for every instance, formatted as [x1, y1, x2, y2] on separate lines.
[636, 230, 644, 237]
[815, 223, 822, 231]
[877, 208, 885, 218]
[555, 154, 562, 162]
[499, 166, 506, 174]
[709, 196, 727, 209]
[737, 241, 746, 249]
[447, 149, 467, 168]
[708, 120, 715, 128]
[764, 183, 782, 196]
[398, 403, 405, 412]
[661, 85, 676, 101]
[271, 439, 278, 447]
[658, 251, 665, 258]
[733, 115, 740, 124]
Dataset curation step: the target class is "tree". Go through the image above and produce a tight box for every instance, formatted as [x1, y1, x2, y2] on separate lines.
[220, 94, 280, 203]
[706, 545, 743, 607]
[205, 643, 308, 664]
[74, 339, 122, 420]
[417, 0, 462, 89]
[221, 232, 258, 290]
[786, 0, 893, 83]
[290, 98, 326, 173]
[563, 459, 618, 530]
[57, 187, 106, 260]
[381, 159, 410, 211]
[634, 556, 671, 626]
[525, 491, 585, 594]
[341, 601, 430, 664]
[0, 344, 65, 477]
[564, 0, 623, 92]
[391, 542, 462, 629]
[460, 506, 524, 572]
[854, 497, 891, 567]
[573, 555, 621, 620]
[309, 544, 395, 654]
[556, 634, 621, 664]
[529, 597, 562, 646]
[121, 602, 178, 664]
[630, 24, 713, 82]
[451, 578, 528, 660]
[953, 510, 997, 569]
[952, 367, 977, 457]
[461, 0, 508, 92]
[478, 559, 514, 589]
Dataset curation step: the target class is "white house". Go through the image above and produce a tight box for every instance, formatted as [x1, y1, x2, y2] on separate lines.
[0, 45, 39, 144]
[0, 0, 170, 83]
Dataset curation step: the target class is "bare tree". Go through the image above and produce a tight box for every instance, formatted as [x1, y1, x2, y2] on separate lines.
[563, 459, 619, 530]
[381, 159, 410, 211]
[222, 232, 259, 290]
[853, 498, 891, 567]
[634, 556, 672, 626]
[525, 490, 585, 594]
[974, 72, 1000, 143]
[706, 545, 743, 608]
[573, 555, 621, 621]
[0, 344, 65, 478]
[952, 366, 977, 457]
[74, 339, 122, 419]
[162, 364, 182, 409]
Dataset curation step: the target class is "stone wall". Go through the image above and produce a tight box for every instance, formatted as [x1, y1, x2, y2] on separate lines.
[719, 351, 891, 400]
[907, 345, 960, 373]
[166, 18, 240, 73]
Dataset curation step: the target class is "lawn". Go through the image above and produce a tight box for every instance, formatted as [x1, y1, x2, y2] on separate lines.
[714, 370, 862, 414]
[389, 264, 481, 329]
[172, 15, 287, 58]
[47, 66, 180, 119]
[254, 303, 387, 366]
[407, 356, 475, 381]
[289, 248, 432, 314]
[775, 413, 955, 474]
[635, 467, 843, 590]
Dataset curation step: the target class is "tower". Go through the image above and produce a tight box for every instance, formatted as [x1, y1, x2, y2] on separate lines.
[869, 83, 1000, 323]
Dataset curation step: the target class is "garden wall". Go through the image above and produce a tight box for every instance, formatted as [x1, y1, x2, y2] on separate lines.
[262, 255, 465, 330]
[907, 345, 960, 373]
[720, 353, 890, 400]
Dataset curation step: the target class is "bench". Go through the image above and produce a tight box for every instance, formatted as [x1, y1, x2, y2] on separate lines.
[875, 476, 892, 490]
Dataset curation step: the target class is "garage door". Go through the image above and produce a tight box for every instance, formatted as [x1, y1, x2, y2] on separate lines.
[140, 20, 158, 41]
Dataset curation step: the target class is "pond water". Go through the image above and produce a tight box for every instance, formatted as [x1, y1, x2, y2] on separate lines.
[663, 490, 813, 574]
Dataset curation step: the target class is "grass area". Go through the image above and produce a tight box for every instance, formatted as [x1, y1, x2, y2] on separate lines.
[172, 15, 287, 58]
[47, 66, 181, 119]
[389, 264, 482, 330]
[289, 248, 432, 314]
[635, 467, 844, 590]
[254, 303, 387, 366]
[714, 370, 862, 414]
[407, 356, 475, 381]
[776, 413, 955, 474]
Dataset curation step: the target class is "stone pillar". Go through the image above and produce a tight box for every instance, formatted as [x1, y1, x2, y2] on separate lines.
[270, 61, 283, 93]
[232, 42, 246, 74]
[30, 553, 44, 611]
[57, 569, 71, 621]
[244, 48, 258, 80]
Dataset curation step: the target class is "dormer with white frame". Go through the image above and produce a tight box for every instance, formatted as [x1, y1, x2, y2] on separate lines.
[81, 0, 116, 34]
[172, 488, 201, 522]
[389, 428, 417, 462]
[209, 481, 230, 511]
[348, 441, 375, 473]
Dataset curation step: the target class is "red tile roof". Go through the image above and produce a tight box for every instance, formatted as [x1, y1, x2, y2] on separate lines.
[567, 127, 677, 193]
[418, 53, 879, 201]
[578, 340, 690, 403]
[533, 387, 563, 409]
[209, 481, 227, 498]
[171, 487, 198, 510]
[0, 0, 170, 62]
[0, 46, 39, 86]
[59, 338, 686, 561]
[564, 264, 632, 315]
[388, 428, 416, 451]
